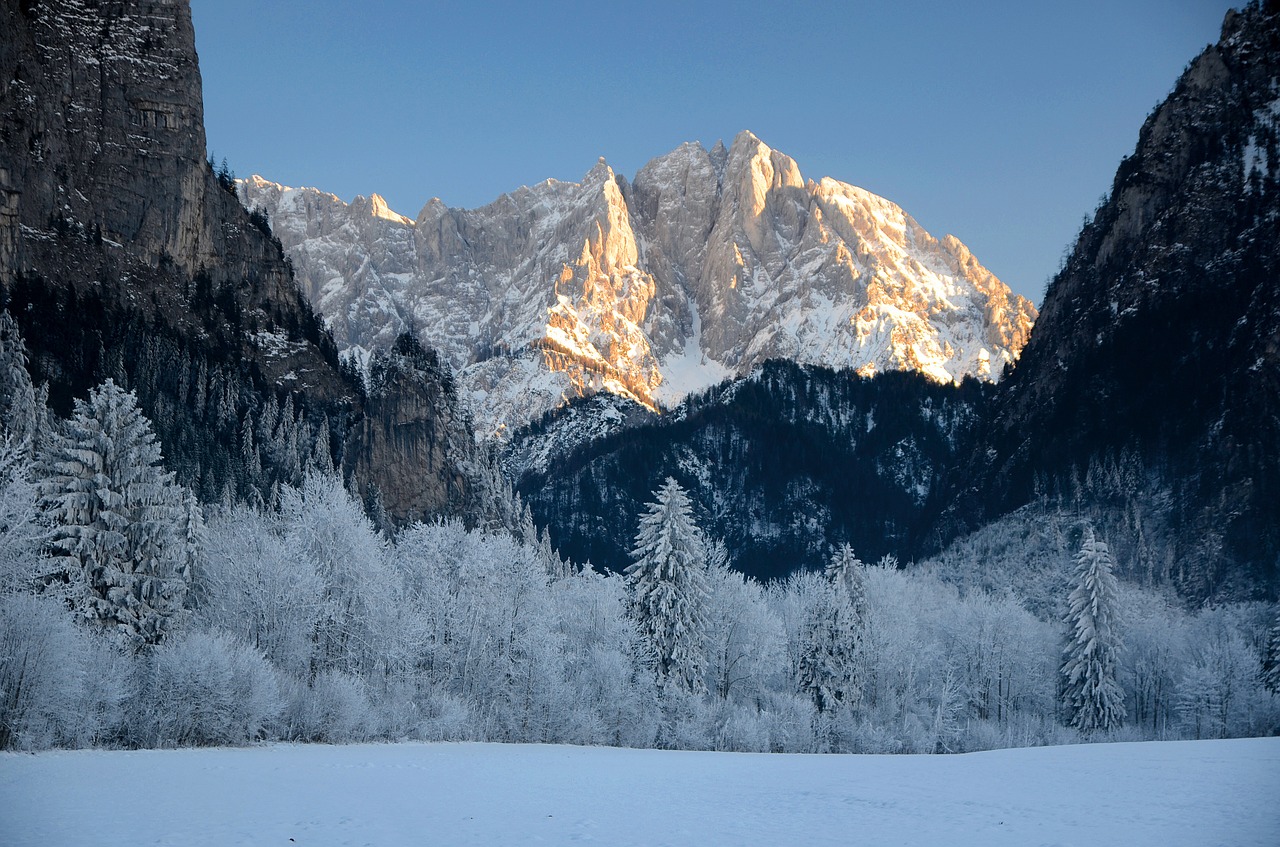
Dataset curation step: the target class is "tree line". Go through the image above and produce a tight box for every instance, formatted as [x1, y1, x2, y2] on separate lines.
[1, 312, 1278, 751]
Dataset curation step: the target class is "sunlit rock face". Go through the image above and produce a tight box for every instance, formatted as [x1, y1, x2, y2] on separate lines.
[242, 131, 1036, 438]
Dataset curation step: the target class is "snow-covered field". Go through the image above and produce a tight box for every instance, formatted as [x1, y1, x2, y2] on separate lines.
[3, 738, 1277, 846]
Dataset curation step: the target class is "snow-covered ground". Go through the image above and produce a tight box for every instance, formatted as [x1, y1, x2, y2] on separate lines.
[2, 738, 1277, 846]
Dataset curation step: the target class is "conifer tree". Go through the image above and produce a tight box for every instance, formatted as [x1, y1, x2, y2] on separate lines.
[40, 380, 191, 646]
[797, 583, 852, 715]
[0, 311, 47, 455]
[626, 477, 709, 694]
[1263, 607, 1280, 695]
[796, 549, 865, 716]
[826, 543, 867, 623]
[1060, 525, 1127, 731]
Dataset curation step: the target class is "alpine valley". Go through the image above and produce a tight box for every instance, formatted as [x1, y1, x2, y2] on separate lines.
[1, 0, 1279, 791]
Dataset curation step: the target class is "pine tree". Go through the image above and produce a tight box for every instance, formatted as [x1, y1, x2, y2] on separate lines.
[625, 477, 710, 694]
[40, 380, 191, 646]
[826, 543, 867, 623]
[0, 311, 46, 455]
[1060, 525, 1127, 731]
[1263, 607, 1280, 696]
[796, 550, 864, 716]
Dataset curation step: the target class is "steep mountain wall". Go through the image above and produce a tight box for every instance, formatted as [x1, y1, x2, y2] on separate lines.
[935, 1, 1280, 600]
[0, 0, 497, 526]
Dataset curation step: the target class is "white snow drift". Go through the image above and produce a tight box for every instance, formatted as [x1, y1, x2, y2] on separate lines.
[2, 738, 1276, 847]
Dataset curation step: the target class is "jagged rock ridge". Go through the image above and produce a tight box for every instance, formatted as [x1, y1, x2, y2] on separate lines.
[242, 132, 1036, 437]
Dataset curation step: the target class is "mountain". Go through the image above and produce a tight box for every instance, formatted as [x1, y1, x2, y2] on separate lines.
[241, 132, 1036, 437]
[0, 0, 504, 526]
[514, 3, 1280, 601]
[511, 361, 987, 581]
[933, 1, 1280, 600]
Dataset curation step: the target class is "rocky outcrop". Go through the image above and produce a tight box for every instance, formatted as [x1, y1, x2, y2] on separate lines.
[0, 0, 347, 401]
[243, 132, 1036, 437]
[344, 335, 471, 522]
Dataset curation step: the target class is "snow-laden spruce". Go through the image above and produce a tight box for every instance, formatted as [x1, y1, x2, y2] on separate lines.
[826, 543, 868, 623]
[626, 477, 711, 695]
[1265, 608, 1280, 695]
[39, 380, 198, 647]
[0, 312, 45, 456]
[1060, 526, 1127, 732]
[793, 546, 869, 726]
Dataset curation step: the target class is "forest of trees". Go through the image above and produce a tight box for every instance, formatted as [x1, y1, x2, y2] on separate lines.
[1, 314, 1278, 753]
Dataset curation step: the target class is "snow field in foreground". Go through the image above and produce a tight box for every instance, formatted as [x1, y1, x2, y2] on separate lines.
[2, 738, 1277, 846]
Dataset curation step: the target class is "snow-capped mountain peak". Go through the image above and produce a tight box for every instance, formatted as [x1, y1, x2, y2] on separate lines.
[241, 132, 1036, 437]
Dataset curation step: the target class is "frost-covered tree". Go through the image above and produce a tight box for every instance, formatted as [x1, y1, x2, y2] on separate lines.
[826, 543, 867, 628]
[40, 380, 192, 646]
[794, 572, 858, 716]
[197, 504, 325, 679]
[626, 477, 710, 694]
[789, 546, 869, 719]
[1060, 526, 1126, 731]
[703, 546, 784, 705]
[0, 434, 44, 594]
[0, 311, 48, 456]
[1263, 607, 1280, 696]
[278, 473, 394, 679]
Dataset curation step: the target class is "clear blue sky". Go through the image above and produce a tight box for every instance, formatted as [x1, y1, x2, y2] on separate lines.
[191, 0, 1235, 304]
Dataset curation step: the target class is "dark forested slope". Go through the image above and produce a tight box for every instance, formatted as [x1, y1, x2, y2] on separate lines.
[933, 1, 1280, 599]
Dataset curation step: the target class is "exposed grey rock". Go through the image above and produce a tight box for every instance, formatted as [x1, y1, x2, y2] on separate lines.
[242, 132, 1037, 439]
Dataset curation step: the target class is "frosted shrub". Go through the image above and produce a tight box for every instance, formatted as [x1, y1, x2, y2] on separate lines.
[285, 670, 374, 743]
[413, 685, 473, 742]
[753, 691, 814, 753]
[708, 700, 775, 753]
[137, 630, 283, 747]
[0, 593, 119, 749]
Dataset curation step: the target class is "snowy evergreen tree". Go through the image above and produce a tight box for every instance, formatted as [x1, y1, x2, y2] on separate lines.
[0, 311, 47, 456]
[1263, 607, 1280, 696]
[625, 477, 710, 694]
[796, 574, 858, 715]
[1060, 526, 1126, 731]
[39, 380, 192, 646]
[826, 543, 867, 623]
[0, 433, 44, 594]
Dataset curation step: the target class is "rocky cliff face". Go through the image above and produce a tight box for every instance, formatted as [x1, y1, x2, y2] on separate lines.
[0, 0, 499, 527]
[243, 132, 1036, 437]
[935, 1, 1280, 600]
[0, 0, 345, 401]
[342, 334, 473, 524]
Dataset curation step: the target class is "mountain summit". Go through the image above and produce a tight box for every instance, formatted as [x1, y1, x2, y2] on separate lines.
[242, 131, 1036, 436]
